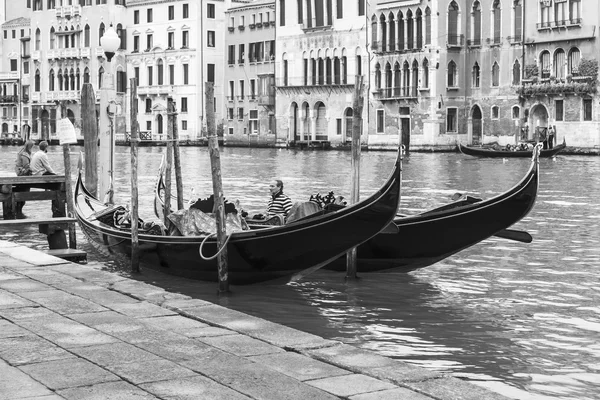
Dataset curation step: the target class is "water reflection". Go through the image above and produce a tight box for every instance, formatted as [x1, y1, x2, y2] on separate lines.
[1, 145, 599, 400]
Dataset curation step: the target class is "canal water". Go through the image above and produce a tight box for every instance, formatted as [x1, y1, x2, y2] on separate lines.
[1, 144, 599, 400]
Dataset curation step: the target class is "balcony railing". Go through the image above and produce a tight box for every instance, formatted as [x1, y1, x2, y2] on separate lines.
[137, 86, 173, 96]
[375, 87, 418, 99]
[508, 35, 522, 44]
[569, 18, 582, 25]
[0, 95, 19, 103]
[468, 38, 482, 47]
[80, 48, 90, 58]
[447, 34, 464, 48]
[537, 21, 552, 29]
[516, 78, 597, 97]
[32, 51, 41, 60]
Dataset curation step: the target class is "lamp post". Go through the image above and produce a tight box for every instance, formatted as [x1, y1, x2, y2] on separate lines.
[99, 24, 120, 204]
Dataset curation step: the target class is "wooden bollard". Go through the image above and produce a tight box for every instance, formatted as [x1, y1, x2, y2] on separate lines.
[168, 98, 184, 210]
[205, 82, 229, 293]
[129, 78, 140, 273]
[81, 83, 98, 197]
[59, 102, 76, 250]
[346, 75, 365, 280]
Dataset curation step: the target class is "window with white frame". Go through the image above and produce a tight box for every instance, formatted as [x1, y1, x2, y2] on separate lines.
[491, 106, 499, 119]
[447, 61, 457, 88]
[182, 120, 187, 130]
[227, 108, 234, 120]
[249, 109, 258, 134]
[512, 106, 520, 119]
[238, 107, 244, 120]
[376, 109, 384, 133]
[228, 127, 234, 135]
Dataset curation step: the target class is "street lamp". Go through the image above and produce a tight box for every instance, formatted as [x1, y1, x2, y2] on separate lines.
[99, 24, 120, 204]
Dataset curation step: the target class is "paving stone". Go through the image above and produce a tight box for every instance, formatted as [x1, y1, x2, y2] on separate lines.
[0, 270, 22, 281]
[140, 375, 254, 400]
[0, 317, 30, 338]
[1, 246, 68, 266]
[46, 264, 127, 286]
[181, 347, 339, 400]
[135, 337, 214, 362]
[0, 290, 37, 310]
[14, 268, 83, 285]
[0, 278, 54, 293]
[107, 359, 198, 385]
[368, 362, 443, 383]
[304, 343, 398, 371]
[17, 289, 109, 315]
[110, 280, 169, 300]
[349, 387, 435, 400]
[248, 352, 352, 381]
[18, 315, 119, 349]
[0, 359, 55, 399]
[138, 315, 212, 336]
[107, 301, 177, 318]
[0, 335, 76, 366]
[19, 358, 120, 390]
[0, 306, 60, 322]
[69, 342, 161, 368]
[161, 298, 213, 312]
[58, 381, 160, 400]
[306, 373, 397, 397]
[198, 333, 284, 357]
[69, 310, 149, 333]
[406, 376, 511, 400]
[181, 304, 336, 350]
[52, 283, 140, 307]
[14, 395, 66, 400]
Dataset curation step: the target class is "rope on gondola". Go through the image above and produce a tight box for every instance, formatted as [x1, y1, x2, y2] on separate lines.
[198, 232, 233, 261]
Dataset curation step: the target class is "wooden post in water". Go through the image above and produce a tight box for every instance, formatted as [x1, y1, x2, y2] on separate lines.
[163, 100, 173, 225]
[346, 75, 364, 280]
[205, 82, 229, 293]
[168, 98, 184, 210]
[81, 83, 98, 197]
[129, 78, 140, 273]
[59, 102, 76, 249]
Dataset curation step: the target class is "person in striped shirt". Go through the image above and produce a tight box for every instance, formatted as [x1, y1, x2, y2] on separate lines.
[267, 179, 293, 220]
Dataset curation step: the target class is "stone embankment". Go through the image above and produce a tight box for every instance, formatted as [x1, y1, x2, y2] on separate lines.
[0, 240, 510, 400]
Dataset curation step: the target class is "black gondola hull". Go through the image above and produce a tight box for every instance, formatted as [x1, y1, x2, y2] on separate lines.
[75, 155, 402, 284]
[458, 142, 565, 158]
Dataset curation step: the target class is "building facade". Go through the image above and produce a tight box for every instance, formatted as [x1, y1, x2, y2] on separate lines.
[224, 0, 276, 146]
[274, 0, 369, 147]
[518, 0, 598, 149]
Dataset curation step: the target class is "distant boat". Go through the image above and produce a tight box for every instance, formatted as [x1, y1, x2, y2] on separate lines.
[458, 139, 565, 158]
[76, 149, 402, 284]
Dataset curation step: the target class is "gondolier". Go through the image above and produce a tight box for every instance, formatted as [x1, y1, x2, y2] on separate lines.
[266, 179, 293, 220]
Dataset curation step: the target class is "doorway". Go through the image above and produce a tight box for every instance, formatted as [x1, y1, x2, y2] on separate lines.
[471, 105, 482, 145]
[41, 109, 50, 141]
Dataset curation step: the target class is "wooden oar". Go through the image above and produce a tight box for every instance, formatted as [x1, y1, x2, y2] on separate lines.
[493, 229, 532, 243]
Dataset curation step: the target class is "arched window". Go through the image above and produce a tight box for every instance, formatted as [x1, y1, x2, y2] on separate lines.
[117, 23, 125, 50]
[472, 1, 481, 46]
[513, 0, 522, 41]
[388, 13, 395, 52]
[76, 68, 81, 90]
[568, 48, 580, 75]
[493, 0, 501, 44]
[406, 9, 413, 49]
[375, 63, 381, 89]
[492, 61, 500, 87]
[98, 66, 104, 88]
[58, 69, 63, 90]
[84, 67, 90, 84]
[472, 62, 480, 87]
[50, 27, 56, 49]
[411, 60, 419, 95]
[306, 0, 313, 28]
[512, 60, 521, 85]
[422, 59, 429, 88]
[415, 9, 423, 49]
[63, 69, 69, 90]
[35, 28, 41, 51]
[98, 23, 105, 46]
[393, 62, 401, 96]
[371, 16, 378, 50]
[554, 49, 566, 79]
[145, 98, 152, 113]
[35, 70, 41, 92]
[49, 69, 55, 91]
[448, 60, 457, 87]
[385, 62, 392, 97]
[540, 50, 551, 78]
[70, 68, 75, 90]
[425, 8, 431, 45]
[380, 14, 387, 51]
[403, 61, 410, 95]
[157, 59, 164, 85]
[398, 11, 405, 50]
[491, 105, 499, 119]
[448, 2, 459, 46]
[84, 24, 90, 47]
[333, 57, 340, 84]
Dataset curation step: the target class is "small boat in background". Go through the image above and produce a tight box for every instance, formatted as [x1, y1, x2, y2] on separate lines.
[458, 139, 565, 158]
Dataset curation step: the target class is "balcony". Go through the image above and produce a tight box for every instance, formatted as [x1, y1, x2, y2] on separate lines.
[508, 35, 522, 45]
[374, 87, 418, 100]
[516, 78, 597, 97]
[31, 93, 41, 102]
[95, 47, 105, 57]
[137, 86, 173, 96]
[467, 38, 482, 47]
[537, 21, 552, 30]
[80, 48, 91, 58]
[0, 72, 18, 80]
[0, 95, 19, 104]
[569, 18, 582, 26]
[32, 51, 41, 61]
[447, 34, 464, 48]
[258, 93, 274, 106]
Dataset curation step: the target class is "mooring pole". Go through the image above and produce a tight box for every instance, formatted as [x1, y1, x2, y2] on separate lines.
[205, 82, 229, 293]
[129, 78, 140, 273]
[59, 102, 76, 250]
[346, 75, 365, 280]
[163, 100, 173, 225]
[168, 98, 184, 210]
[81, 83, 98, 197]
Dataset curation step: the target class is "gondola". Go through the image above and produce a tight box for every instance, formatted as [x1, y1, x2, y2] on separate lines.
[332, 143, 541, 273]
[75, 149, 403, 284]
[458, 139, 565, 158]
